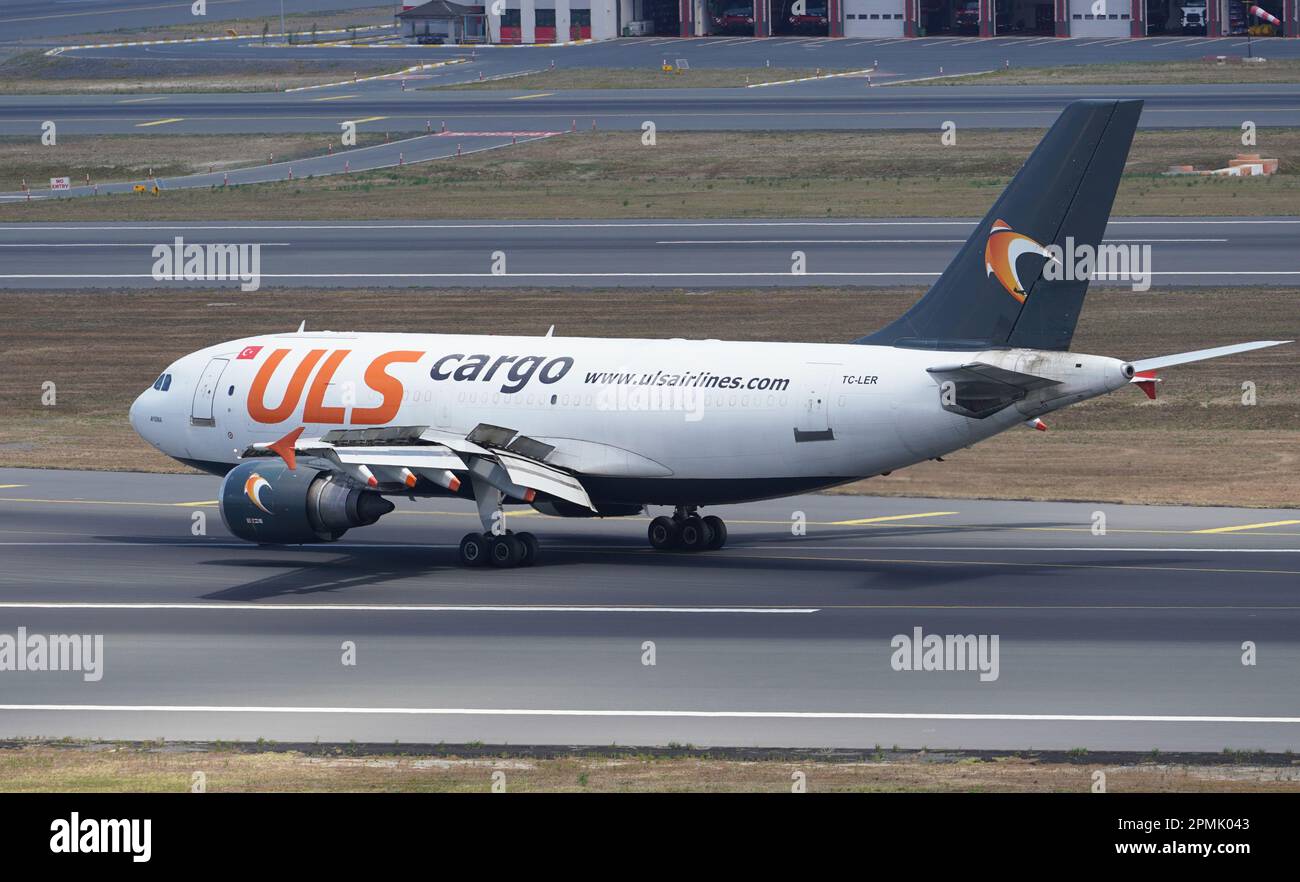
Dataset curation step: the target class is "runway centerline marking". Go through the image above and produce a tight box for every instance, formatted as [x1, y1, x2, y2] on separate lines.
[4, 705, 1299, 724]
[1194, 520, 1300, 534]
[830, 512, 958, 526]
[0, 602, 818, 614]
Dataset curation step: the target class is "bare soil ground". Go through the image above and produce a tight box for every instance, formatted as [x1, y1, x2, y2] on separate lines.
[46, 5, 397, 45]
[0, 49, 406, 94]
[0, 133, 382, 190]
[1, 287, 1294, 507]
[3, 743, 1298, 792]
[924, 58, 1300, 86]
[2, 128, 1296, 220]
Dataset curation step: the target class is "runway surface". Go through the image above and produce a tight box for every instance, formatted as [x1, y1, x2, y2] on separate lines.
[2, 467, 1299, 751]
[4, 83, 1298, 137]
[48, 34, 1300, 85]
[0, 217, 1294, 288]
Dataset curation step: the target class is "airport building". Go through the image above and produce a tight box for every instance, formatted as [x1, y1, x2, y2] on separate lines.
[399, 0, 1295, 40]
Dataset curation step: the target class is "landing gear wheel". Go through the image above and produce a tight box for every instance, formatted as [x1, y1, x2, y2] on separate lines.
[703, 515, 727, 550]
[648, 516, 680, 550]
[489, 533, 524, 568]
[516, 531, 540, 567]
[459, 532, 488, 567]
[679, 516, 714, 551]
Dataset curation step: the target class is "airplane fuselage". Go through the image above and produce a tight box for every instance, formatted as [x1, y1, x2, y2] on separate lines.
[130, 330, 1130, 507]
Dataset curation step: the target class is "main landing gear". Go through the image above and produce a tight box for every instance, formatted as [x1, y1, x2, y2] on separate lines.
[459, 529, 539, 568]
[458, 473, 540, 568]
[648, 505, 728, 552]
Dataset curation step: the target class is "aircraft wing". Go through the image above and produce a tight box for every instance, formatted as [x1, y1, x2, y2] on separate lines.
[239, 423, 595, 511]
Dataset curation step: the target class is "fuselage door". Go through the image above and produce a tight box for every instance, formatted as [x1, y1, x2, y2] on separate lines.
[191, 357, 229, 427]
[795, 362, 838, 442]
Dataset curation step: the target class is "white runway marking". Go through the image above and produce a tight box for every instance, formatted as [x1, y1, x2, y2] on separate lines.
[1, 220, 1294, 232]
[6, 270, 1298, 281]
[0, 602, 817, 613]
[2, 219, 1289, 232]
[3, 705, 1298, 723]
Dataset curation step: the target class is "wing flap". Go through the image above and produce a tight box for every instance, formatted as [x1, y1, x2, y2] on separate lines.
[495, 449, 595, 511]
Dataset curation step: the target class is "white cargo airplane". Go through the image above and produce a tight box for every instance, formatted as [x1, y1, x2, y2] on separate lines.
[130, 100, 1287, 567]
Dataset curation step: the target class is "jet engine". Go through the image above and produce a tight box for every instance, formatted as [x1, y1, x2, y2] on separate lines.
[219, 460, 394, 544]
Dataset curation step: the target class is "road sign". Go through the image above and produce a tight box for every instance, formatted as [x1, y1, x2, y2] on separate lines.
[49, 177, 70, 191]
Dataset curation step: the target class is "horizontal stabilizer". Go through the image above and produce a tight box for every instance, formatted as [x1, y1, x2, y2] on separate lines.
[1131, 341, 1291, 373]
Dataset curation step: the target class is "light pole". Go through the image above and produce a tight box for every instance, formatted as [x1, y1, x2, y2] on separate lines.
[280, 0, 286, 36]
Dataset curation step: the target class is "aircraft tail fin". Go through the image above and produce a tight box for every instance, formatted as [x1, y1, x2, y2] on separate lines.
[857, 99, 1143, 352]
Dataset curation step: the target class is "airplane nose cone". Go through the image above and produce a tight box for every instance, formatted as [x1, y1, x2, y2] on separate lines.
[129, 391, 150, 441]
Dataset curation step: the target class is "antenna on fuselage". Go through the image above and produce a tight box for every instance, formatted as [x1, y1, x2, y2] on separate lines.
[545, 324, 555, 337]
[296, 320, 306, 333]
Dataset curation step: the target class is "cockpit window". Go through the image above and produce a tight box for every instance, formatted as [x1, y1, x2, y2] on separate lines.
[153, 374, 173, 392]
[153, 374, 165, 391]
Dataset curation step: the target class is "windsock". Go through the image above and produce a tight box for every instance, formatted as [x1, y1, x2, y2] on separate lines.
[1248, 4, 1281, 24]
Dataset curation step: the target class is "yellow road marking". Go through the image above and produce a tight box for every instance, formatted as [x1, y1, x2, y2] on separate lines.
[723, 552, 1300, 577]
[117, 97, 167, 104]
[0, 484, 27, 489]
[312, 94, 358, 102]
[510, 92, 554, 100]
[346, 116, 387, 124]
[135, 118, 184, 128]
[0, 497, 213, 508]
[1, 496, 1298, 539]
[1194, 519, 1300, 535]
[831, 511, 958, 526]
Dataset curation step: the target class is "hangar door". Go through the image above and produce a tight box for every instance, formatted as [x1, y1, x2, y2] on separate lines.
[1068, 0, 1132, 34]
[845, 0, 905, 34]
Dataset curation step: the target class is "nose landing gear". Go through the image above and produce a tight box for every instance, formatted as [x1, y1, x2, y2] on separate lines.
[648, 506, 728, 552]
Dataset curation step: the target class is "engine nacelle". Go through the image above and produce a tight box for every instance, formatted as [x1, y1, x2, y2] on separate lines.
[219, 460, 395, 544]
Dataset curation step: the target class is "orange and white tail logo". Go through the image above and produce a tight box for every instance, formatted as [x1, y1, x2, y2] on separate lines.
[244, 472, 273, 514]
[985, 219, 1052, 304]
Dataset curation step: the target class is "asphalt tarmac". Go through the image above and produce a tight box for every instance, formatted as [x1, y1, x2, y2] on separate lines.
[1, 467, 1297, 751]
[0, 217, 1293, 288]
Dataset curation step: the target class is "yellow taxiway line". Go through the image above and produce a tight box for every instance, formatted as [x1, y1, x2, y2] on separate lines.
[831, 511, 958, 526]
[1194, 519, 1300, 535]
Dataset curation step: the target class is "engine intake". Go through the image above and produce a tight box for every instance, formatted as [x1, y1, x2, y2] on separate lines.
[219, 460, 394, 544]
